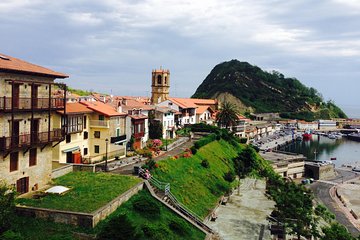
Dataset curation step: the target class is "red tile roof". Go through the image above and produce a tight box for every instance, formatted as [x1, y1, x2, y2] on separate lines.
[196, 105, 214, 115]
[0, 53, 68, 78]
[168, 98, 198, 109]
[80, 101, 126, 117]
[58, 102, 93, 115]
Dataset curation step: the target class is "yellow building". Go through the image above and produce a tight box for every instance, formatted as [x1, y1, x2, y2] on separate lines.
[80, 101, 127, 163]
[0, 53, 67, 194]
[53, 102, 93, 164]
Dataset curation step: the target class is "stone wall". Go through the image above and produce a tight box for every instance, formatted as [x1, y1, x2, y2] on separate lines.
[52, 165, 74, 179]
[16, 182, 144, 228]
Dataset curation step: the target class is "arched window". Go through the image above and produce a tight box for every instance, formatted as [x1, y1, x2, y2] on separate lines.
[164, 76, 167, 85]
[152, 76, 155, 85]
[157, 75, 162, 84]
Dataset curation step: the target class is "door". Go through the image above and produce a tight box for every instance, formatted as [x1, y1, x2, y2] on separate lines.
[31, 119, 39, 143]
[11, 121, 20, 147]
[16, 177, 29, 194]
[66, 152, 73, 163]
[31, 85, 39, 109]
[12, 84, 20, 109]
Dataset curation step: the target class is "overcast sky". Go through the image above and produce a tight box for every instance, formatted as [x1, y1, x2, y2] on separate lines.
[1, 0, 359, 115]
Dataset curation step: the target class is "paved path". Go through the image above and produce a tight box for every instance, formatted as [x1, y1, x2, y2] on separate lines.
[310, 169, 360, 236]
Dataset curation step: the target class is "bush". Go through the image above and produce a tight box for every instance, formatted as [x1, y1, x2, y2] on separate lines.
[97, 214, 138, 240]
[141, 224, 171, 240]
[145, 159, 157, 170]
[133, 198, 161, 217]
[239, 138, 247, 144]
[201, 159, 210, 168]
[0, 181, 16, 234]
[1, 230, 23, 240]
[190, 146, 197, 155]
[194, 133, 217, 149]
[169, 220, 189, 236]
[223, 170, 236, 182]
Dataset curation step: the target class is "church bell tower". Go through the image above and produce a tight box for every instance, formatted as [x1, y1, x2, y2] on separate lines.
[151, 67, 170, 104]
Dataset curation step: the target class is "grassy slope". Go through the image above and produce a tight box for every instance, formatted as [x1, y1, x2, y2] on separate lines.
[95, 190, 206, 240]
[16, 172, 142, 212]
[152, 139, 242, 218]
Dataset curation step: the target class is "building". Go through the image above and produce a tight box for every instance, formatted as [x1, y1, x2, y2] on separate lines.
[158, 98, 197, 126]
[318, 119, 337, 131]
[79, 101, 127, 163]
[154, 106, 177, 139]
[0, 53, 68, 194]
[297, 120, 318, 130]
[53, 102, 93, 164]
[151, 68, 170, 104]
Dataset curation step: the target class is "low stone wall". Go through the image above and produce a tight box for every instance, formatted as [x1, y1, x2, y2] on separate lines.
[52, 165, 74, 179]
[16, 182, 144, 228]
[167, 137, 189, 151]
[73, 164, 96, 173]
[92, 182, 144, 226]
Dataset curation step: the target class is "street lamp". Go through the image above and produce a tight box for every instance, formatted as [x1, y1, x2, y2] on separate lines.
[105, 138, 109, 172]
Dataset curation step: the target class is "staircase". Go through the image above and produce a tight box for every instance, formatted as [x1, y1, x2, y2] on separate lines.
[139, 168, 214, 235]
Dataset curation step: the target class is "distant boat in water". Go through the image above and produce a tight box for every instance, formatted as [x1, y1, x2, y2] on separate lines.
[303, 131, 312, 140]
[330, 157, 337, 160]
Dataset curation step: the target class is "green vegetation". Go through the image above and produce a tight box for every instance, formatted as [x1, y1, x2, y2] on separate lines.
[67, 86, 94, 96]
[96, 190, 205, 240]
[321, 223, 360, 240]
[216, 101, 240, 129]
[192, 59, 347, 120]
[0, 181, 16, 234]
[16, 172, 141, 213]
[152, 138, 240, 218]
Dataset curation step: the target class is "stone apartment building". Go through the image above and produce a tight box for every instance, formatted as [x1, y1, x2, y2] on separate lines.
[0, 53, 67, 194]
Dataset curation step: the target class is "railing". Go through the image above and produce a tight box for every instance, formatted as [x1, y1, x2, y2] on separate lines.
[133, 132, 144, 139]
[82, 149, 125, 164]
[139, 168, 213, 234]
[89, 120, 110, 128]
[110, 135, 127, 143]
[0, 129, 64, 152]
[0, 97, 65, 111]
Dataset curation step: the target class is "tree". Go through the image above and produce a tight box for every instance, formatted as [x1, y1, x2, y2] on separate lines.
[216, 101, 239, 130]
[148, 110, 163, 139]
[0, 181, 16, 234]
[321, 223, 358, 240]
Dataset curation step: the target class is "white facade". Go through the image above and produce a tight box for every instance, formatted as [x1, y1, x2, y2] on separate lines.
[318, 120, 337, 130]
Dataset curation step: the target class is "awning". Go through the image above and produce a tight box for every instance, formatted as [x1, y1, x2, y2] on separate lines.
[62, 146, 80, 153]
[114, 139, 127, 145]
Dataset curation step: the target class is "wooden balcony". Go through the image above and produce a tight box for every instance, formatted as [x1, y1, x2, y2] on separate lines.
[133, 132, 145, 139]
[110, 135, 127, 143]
[0, 97, 65, 112]
[89, 120, 110, 128]
[0, 129, 64, 152]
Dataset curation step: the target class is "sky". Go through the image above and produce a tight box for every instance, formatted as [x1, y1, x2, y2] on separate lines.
[1, 0, 360, 115]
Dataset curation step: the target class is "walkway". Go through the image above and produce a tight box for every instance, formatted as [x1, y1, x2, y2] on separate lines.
[207, 178, 274, 240]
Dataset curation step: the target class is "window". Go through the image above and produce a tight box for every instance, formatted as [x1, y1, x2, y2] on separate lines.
[164, 76, 167, 85]
[116, 117, 120, 125]
[10, 152, 18, 172]
[66, 134, 71, 143]
[94, 145, 100, 154]
[99, 115, 105, 121]
[94, 131, 100, 138]
[157, 75, 162, 84]
[83, 116, 87, 129]
[84, 148, 88, 155]
[116, 128, 120, 137]
[29, 148, 37, 166]
[84, 131, 88, 139]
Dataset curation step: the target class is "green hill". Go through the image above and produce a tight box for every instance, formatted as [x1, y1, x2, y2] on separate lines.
[192, 60, 347, 121]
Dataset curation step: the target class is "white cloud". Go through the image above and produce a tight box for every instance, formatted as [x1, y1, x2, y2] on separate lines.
[68, 12, 103, 26]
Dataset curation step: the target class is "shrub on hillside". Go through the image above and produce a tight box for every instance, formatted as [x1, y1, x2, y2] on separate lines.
[190, 146, 197, 155]
[141, 224, 171, 240]
[223, 170, 236, 182]
[239, 138, 247, 144]
[169, 220, 190, 236]
[97, 214, 138, 240]
[201, 159, 210, 168]
[0, 230, 23, 240]
[133, 197, 161, 217]
[194, 133, 217, 149]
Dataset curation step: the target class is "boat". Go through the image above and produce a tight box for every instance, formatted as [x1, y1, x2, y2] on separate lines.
[346, 133, 360, 142]
[330, 157, 337, 160]
[296, 136, 302, 141]
[303, 131, 312, 140]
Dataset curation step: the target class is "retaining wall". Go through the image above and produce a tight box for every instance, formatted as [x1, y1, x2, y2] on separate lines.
[16, 182, 144, 228]
[52, 165, 74, 179]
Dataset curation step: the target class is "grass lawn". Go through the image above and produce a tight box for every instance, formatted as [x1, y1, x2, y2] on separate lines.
[16, 172, 142, 213]
[152, 139, 242, 218]
[95, 189, 206, 240]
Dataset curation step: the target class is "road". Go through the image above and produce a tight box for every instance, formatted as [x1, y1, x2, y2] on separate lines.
[310, 169, 360, 236]
[111, 139, 194, 175]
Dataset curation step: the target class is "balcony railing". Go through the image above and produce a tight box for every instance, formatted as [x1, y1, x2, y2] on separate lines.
[133, 132, 145, 139]
[110, 135, 127, 143]
[0, 97, 65, 111]
[0, 129, 64, 152]
[89, 120, 110, 128]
